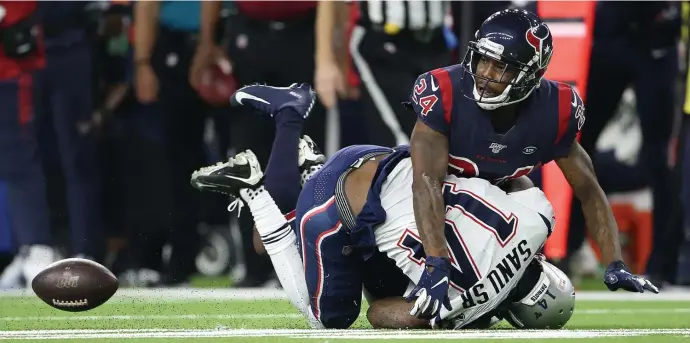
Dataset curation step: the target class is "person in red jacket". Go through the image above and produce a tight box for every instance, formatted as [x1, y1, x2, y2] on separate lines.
[0, 1, 56, 288]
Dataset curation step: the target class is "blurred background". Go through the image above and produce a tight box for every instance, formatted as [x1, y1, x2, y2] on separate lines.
[0, 0, 688, 292]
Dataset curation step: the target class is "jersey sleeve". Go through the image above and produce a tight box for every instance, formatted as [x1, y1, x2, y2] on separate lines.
[553, 84, 586, 158]
[408, 69, 454, 135]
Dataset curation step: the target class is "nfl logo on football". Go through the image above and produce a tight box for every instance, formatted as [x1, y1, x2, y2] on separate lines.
[489, 142, 507, 153]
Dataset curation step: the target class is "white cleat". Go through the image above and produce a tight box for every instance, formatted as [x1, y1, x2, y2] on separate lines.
[298, 135, 326, 187]
[191, 150, 264, 197]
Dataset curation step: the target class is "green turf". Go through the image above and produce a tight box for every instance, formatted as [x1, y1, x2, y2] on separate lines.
[186, 274, 611, 291]
[1, 291, 688, 342]
[5, 338, 688, 343]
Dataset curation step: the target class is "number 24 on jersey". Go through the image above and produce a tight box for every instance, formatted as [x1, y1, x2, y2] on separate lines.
[412, 77, 439, 116]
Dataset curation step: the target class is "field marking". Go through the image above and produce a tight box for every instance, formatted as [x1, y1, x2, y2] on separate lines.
[3, 288, 690, 302]
[1, 328, 690, 340]
[2, 308, 690, 322]
[0, 314, 303, 321]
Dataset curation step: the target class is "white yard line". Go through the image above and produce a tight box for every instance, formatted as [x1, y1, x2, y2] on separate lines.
[1, 328, 690, 340]
[0, 314, 303, 321]
[2, 308, 690, 322]
[2, 288, 690, 302]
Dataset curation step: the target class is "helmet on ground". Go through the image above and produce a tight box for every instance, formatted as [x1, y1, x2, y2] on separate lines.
[502, 256, 575, 329]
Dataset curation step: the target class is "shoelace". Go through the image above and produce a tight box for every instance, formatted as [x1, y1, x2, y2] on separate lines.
[227, 197, 244, 218]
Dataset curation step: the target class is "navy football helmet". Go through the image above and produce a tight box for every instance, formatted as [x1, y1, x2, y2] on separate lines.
[461, 9, 554, 110]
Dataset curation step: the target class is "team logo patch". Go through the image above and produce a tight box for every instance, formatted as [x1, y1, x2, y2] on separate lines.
[525, 23, 552, 69]
[522, 146, 537, 155]
[341, 245, 354, 256]
[605, 274, 618, 285]
[557, 278, 567, 292]
[489, 142, 507, 154]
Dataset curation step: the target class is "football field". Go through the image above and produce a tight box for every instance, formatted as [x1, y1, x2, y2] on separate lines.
[1, 288, 690, 343]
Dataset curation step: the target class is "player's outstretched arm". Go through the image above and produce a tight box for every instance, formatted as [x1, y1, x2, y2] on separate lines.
[410, 120, 450, 259]
[407, 120, 454, 323]
[555, 141, 621, 264]
[556, 141, 658, 294]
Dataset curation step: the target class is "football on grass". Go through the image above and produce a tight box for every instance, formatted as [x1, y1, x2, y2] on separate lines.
[31, 258, 118, 312]
[197, 58, 237, 107]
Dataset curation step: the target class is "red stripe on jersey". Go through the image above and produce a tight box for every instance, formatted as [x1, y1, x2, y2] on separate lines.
[555, 82, 573, 144]
[284, 209, 296, 223]
[430, 68, 454, 125]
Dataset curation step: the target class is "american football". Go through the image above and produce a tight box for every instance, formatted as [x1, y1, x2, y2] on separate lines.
[31, 258, 118, 312]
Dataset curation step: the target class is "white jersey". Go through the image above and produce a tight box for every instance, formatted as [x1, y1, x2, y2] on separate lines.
[373, 158, 555, 328]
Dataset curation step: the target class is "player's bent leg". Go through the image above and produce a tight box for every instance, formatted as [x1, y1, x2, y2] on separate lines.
[297, 177, 365, 329]
[360, 250, 411, 301]
[191, 151, 321, 328]
[245, 190, 321, 329]
[229, 82, 323, 216]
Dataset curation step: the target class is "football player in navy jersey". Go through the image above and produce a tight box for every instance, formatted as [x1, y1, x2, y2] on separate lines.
[191, 82, 578, 330]
[404, 9, 659, 321]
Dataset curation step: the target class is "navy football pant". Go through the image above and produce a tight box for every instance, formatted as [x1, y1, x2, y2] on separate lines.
[568, 42, 677, 277]
[0, 182, 14, 254]
[0, 73, 52, 247]
[675, 118, 690, 283]
[295, 147, 409, 328]
[37, 43, 103, 257]
[223, 15, 328, 283]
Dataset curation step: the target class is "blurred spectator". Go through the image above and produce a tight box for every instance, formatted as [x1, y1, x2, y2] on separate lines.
[318, 1, 453, 147]
[449, 1, 512, 60]
[676, 0, 690, 286]
[133, 0, 217, 285]
[0, 0, 55, 288]
[88, 3, 172, 284]
[35, 1, 104, 260]
[564, 2, 681, 283]
[190, 1, 326, 287]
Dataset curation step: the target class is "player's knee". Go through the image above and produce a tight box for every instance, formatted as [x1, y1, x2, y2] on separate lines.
[320, 313, 359, 329]
[314, 301, 361, 329]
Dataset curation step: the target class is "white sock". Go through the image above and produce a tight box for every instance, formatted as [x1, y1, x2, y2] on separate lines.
[240, 186, 324, 329]
[239, 186, 289, 238]
[300, 164, 324, 187]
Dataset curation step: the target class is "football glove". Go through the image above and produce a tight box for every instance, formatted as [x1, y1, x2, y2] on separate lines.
[604, 260, 659, 293]
[405, 256, 453, 324]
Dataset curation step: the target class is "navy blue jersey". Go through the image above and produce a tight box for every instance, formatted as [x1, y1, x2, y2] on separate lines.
[408, 64, 585, 184]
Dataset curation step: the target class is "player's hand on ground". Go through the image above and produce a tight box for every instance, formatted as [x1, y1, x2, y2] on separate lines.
[604, 260, 659, 294]
[405, 256, 453, 323]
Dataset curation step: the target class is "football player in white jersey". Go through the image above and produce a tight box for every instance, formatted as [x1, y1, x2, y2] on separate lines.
[367, 157, 569, 329]
[190, 83, 576, 330]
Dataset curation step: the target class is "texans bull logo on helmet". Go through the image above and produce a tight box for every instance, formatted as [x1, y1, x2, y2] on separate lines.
[525, 23, 553, 69]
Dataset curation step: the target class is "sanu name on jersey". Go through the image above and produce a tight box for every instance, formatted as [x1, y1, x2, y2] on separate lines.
[459, 239, 533, 309]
